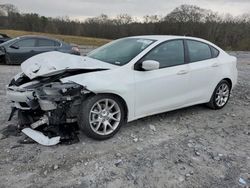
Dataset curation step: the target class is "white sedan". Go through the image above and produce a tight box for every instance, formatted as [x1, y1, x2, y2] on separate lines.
[7, 35, 238, 141]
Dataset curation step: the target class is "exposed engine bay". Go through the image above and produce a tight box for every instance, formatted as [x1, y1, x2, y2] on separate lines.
[7, 68, 104, 145]
[5, 51, 121, 145]
[4, 50, 122, 145]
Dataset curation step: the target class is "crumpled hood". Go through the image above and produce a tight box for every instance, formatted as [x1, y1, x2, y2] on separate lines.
[21, 51, 118, 79]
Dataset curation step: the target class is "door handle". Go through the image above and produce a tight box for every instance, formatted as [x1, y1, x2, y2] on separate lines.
[212, 63, 219, 67]
[177, 70, 188, 75]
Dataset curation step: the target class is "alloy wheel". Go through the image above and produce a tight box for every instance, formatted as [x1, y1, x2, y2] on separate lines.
[215, 83, 230, 107]
[89, 99, 121, 135]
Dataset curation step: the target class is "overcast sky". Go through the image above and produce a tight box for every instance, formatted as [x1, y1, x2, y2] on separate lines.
[2, 0, 250, 20]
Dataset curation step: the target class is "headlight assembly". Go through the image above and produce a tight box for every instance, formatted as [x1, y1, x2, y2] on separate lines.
[36, 82, 84, 101]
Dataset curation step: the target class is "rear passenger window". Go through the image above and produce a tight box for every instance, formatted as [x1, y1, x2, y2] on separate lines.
[37, 39, 57, 47]
[15, 39, 36, 47]
[142, 40, 185, 68]
[187, 40, 212, 62]
[211, 46, 219, 58]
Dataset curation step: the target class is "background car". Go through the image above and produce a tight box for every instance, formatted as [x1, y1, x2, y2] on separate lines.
[0, 35, 80, 65]
[0, 33, 11, 44]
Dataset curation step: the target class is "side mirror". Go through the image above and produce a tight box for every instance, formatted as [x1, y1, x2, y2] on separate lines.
[10, 44, 19, 49]
[141, 60, 160, 71]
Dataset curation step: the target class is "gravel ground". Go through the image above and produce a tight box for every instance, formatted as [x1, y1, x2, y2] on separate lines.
[0, 52, 249, 188]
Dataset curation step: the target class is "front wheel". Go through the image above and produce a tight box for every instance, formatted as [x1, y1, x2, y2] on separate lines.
[5, 54, 12, 65]
[78, 94, 125, 140]
[207, 80, 231, 109]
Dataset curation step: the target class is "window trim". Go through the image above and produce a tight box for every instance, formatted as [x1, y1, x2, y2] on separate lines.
[134, 39, 187, 71]
[12, 38, 37, 48]
[210, 45, 220, 58]
[36, 38, 62, 48]
[10, 38, 62, 49]
[184, 39, 220, 63]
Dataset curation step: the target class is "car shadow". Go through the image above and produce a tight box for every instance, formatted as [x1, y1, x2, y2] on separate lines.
[125, 104, 209, 129]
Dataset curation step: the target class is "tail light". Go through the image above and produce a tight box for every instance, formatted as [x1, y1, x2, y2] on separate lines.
[72, 46, 80, 53]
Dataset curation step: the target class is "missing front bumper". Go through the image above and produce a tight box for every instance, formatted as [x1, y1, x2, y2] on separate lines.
[22, 128, 61, 146]
[6, 80, 89, 145]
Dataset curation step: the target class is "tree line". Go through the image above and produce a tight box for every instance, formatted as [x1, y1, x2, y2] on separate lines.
[1, 4, 250, 50]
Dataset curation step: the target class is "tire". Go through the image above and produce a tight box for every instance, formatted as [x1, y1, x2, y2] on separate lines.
[5, 54, 11, 65]
[0, 55, 5, 64]
[78, 94, 126, 140]
[206, 80, 231, 109]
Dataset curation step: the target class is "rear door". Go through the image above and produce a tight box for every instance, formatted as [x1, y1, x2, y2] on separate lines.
[35, 38, 61, 54]
[7, 38, 36, 64]
[185, 40, 221, 103]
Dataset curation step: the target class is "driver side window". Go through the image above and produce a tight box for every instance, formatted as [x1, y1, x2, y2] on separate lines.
[142, 40, 185, 68]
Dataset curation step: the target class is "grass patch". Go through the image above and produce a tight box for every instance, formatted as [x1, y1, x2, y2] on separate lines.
[0, 29, 111, 46]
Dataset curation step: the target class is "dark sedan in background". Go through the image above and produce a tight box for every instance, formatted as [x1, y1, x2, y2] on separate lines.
[0, 35, 80, 65]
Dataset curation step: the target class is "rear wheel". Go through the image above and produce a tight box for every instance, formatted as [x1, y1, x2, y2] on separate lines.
[78, 94, 125, 140]
[207, 80, 231, 109]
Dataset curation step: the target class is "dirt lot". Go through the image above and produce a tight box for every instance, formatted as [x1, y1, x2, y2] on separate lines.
[0, 52, 249, 188]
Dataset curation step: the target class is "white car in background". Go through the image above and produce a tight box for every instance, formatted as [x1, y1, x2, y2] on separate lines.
[7, 35, 238, 142]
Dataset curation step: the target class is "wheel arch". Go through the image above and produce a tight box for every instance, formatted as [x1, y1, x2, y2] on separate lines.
[208, 78, 233, 103]
[222, 78, 232, 90]
[207, 78, 232, 109]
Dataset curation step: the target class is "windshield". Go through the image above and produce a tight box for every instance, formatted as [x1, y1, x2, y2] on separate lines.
[87, 38, 155, 66]
[0, 37, 19, 46]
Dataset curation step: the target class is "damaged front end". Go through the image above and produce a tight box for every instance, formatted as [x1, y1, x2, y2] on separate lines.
[7, 72, 91, 145]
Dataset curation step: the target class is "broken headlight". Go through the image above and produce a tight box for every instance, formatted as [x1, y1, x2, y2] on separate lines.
[36, 82, 84, 102]
[35, 82, 85, 111]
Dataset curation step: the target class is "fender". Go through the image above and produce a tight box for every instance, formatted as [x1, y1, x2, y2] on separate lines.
[60, 68, 135, 121]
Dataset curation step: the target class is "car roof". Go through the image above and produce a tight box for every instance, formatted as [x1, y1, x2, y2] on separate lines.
[128, 35, 201, 40]
[0, 35, 66, 47]
[18, 35, 62, 42]
[128, 35, 215, 46]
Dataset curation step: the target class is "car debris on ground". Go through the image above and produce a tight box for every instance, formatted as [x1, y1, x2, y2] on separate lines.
[0, 122, 80, 146]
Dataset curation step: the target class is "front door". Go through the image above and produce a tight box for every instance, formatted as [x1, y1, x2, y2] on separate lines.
[134, 40, 190, 118]
[7, 38, 37, 64]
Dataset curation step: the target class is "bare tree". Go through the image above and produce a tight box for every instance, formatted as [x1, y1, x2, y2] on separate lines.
[143, 15, 161, 23]
[0, 3, 18, 15]
[165, 4, 209, 22]
[113, 14, 133, 25]
[1, 3, 250, 50]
